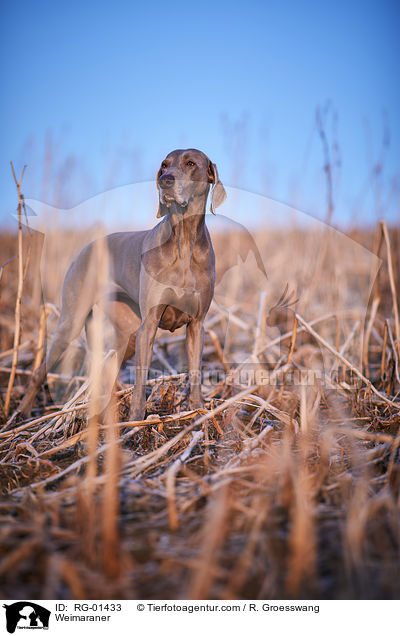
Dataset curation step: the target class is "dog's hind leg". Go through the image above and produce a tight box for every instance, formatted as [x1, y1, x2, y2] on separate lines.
[19, 248, 100, 416]
[85, 298, 141, 416]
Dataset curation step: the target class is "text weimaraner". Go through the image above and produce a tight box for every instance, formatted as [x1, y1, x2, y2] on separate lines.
[19, 148, 226, 420]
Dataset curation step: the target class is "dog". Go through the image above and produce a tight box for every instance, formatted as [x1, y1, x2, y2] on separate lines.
[19, 148, 226, 420]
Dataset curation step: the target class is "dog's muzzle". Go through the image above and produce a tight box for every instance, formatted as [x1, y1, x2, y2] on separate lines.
[159, 176, 188, 207]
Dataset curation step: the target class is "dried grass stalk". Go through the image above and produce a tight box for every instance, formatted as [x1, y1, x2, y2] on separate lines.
[4, 164, 26, 417]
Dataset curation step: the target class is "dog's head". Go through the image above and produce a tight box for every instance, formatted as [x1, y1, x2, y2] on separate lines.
[156, 148, 226, 217]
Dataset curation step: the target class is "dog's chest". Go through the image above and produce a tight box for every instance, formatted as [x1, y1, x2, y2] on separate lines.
[143, 240, 209, 289]
[140, 233, 214, 329]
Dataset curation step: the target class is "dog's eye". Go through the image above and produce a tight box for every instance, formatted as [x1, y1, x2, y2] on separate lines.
[186, 160, 196, 167]
[161, 162, 167, 170]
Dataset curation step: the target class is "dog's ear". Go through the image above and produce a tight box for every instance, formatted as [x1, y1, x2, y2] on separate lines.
[207, 161, 226, 214]
[156, 166, 169, 218]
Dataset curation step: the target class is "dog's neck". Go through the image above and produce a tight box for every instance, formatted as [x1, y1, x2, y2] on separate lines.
[166, 197, 207, 259]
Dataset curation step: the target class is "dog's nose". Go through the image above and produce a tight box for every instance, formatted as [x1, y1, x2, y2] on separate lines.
[158, 173, 175, 189]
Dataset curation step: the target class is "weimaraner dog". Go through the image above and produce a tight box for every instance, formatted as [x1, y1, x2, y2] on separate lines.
[19, 149, 226, 420]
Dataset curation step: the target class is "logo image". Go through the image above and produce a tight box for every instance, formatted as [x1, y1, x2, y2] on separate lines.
[3, 603, 50, 634]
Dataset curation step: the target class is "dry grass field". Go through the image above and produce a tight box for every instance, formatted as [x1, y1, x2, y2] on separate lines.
[0, 214, 399, 600]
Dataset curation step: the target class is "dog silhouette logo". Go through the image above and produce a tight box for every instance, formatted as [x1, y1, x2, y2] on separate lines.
[3, 602, 50, 634]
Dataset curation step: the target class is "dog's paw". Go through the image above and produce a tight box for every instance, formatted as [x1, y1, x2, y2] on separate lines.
[128, 410, 146, 422]
[188, 399, 204, 411]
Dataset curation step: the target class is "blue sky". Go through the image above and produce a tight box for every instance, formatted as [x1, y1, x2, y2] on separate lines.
[0, 0, 399, 228]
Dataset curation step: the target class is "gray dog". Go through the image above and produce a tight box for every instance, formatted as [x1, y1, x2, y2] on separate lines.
[19, 149, 226, 420]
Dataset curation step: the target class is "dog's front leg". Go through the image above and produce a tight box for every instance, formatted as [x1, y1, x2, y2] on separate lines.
[129, 309, 162, 420]
[186, 319, 205, 410]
